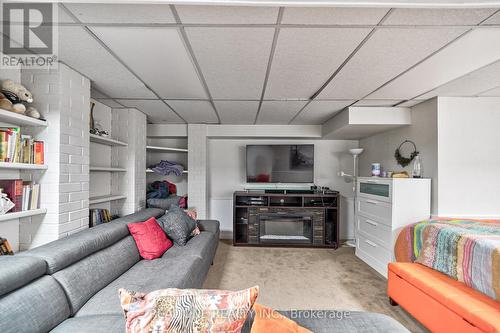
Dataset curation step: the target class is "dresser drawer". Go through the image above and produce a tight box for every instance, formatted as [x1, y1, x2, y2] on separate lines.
[357, 215, 391, 248]
[357, 233, 392, 267]
[357, 197, 392, 226]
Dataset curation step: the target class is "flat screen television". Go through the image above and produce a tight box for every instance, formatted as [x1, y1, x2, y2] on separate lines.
[246, 144, 314, 183]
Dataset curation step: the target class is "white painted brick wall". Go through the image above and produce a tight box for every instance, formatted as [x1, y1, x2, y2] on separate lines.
[188, 124, 208, 219]
[111, 108, 146, 215]
[19, 63, 90, 249]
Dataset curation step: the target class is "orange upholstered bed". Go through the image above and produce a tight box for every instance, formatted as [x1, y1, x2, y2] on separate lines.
[387, 218, 500, 333]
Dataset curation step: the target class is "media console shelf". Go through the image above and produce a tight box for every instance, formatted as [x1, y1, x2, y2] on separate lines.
[233, 191, 339, 248]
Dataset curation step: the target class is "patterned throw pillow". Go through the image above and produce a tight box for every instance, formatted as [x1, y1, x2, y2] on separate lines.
[184, 209, 201, 236]
[119, 286, 259, 333]
[157, 206, 197, 246]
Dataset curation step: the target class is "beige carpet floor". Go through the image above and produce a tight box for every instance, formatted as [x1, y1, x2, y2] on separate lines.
[203, 241, 428, 333]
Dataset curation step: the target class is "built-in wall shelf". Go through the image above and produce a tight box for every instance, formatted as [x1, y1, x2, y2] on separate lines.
[0, 208, 47, 222]
[146, 169, 188, 174]
[0, 108, 48, 127]
[89, 195, 127, 205]
[146, 145, 188, 153]
[0, 162, 47, 170]
[90, 166, 126, 172]
[90, 134, 128, 146]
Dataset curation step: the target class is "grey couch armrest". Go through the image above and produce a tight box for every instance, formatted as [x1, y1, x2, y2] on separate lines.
[197, 220, 220, 237]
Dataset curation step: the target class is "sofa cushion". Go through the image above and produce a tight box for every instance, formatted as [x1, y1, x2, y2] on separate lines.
[53, 236, 140, 315]
[0, 256, 46, 297]
[198, 219, 220, 239]
[75, 255, 205, 317]
[162, 231, 216, 261]
[50, 314, 125, 333]
[128, 217, 173, 259]
[119, 286, 259, 333]
[20, 208, 164, 274]
[242, 311, 409, 333]
[389, 262, 500, 333]
[157, 206, 196, 246]
[0, 276, 70, 333]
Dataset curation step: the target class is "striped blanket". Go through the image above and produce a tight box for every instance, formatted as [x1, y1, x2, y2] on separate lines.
[394, 219, 500, 301]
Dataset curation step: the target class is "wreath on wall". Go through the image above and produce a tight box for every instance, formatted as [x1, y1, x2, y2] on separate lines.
[394, 140, 419, 167]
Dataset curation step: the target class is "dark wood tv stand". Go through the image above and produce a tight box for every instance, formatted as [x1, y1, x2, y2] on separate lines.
[233, 190, 339, 248]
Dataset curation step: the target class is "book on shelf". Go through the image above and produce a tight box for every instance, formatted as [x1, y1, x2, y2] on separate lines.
[0, 179, 23, 212]
[0, 238, 14, 255]
[89, 208, 113, 227]
[1, 181, 43, 211]
[0, 127, 44, 164]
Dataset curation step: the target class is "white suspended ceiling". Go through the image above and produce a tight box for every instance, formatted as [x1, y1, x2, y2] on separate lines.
[18, 4, 500, 125]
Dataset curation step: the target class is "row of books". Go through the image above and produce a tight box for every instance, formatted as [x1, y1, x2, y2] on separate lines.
[0, 179, 40, 212]
[0, 238, 13, 255]
[0, 127, 44, 164]
[89, 208, 113, 227]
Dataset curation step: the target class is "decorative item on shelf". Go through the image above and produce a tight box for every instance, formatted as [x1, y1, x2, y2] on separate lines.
[371, 163, 381, 177]
[0, 79, 36, 116]
[0, 189, 15, 215]
[392, 171, 410, 178]
[0, 237, 14, 255]
[412, 155, 422, 178]
[89, 101, 95, 130]
[395, 140, 419, 167]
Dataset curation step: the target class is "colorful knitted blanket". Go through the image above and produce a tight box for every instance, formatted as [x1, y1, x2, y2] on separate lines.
[394, 219, 500, 301]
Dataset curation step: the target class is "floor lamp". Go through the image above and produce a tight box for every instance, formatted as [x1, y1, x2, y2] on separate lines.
[340, 148, 364, 247]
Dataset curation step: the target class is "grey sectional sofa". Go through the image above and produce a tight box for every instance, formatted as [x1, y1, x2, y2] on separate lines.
[0, 208, 409, 333]
[0, 208, 219, 333]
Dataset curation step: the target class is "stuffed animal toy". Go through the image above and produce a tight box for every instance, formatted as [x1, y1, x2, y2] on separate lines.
[1, 79, 33, 114]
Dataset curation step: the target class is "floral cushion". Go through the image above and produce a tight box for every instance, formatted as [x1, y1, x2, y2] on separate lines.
[119, 286, 259, 333]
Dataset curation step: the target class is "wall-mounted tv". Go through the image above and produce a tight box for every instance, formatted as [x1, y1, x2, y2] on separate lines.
[246, 144, 314, 183]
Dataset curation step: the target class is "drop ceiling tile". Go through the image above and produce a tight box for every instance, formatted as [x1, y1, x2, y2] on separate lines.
[64, 4, 175, 23]
[353, 100, 401, 106]
[383, 8, 497, 26]
[186, 28, 275, 99]
[480, 86, 500, 96]
[318, 28, 467, 99]
[482, 11, 500, 25]
[167, 100, 218, 123]
[91, 27, 206, 99]
[213, 101, 259, 124]
[95, 99, 124, 108]
[292, 100, 353, 125]
[257, 101, 308, 124]
[116, 99, 184, 123]
[367, 28, 500, 100]
[176, 5, 279, 24]
[266, 28, 371, 99]
[59, 26, 155, 99]
[418, 60, 500, 99]
[281, 7, 389, 25]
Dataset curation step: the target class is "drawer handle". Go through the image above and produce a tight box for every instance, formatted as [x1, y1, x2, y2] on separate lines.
[365, 200, 378, 205]
[365, 219, 378, 227]
[365, 239, 378, 247]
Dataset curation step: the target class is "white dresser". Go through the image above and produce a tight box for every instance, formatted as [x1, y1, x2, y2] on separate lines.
[355, 177, 431, 278]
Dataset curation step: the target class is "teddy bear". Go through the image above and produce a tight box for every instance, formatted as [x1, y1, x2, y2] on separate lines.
[0, 79, 40, 118]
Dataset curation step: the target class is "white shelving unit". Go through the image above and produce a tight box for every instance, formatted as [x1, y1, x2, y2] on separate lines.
[146, 168, 188, 174]
[0, 108, 47, 127]
[0, 162, 47, 170]
[89, 100, 128, 214]
[89, 195, 127, 205]
[90, 133, 127, 146]
[146, 137, 188, 196]
[90, 166, 126, 172]
[147, 145, 187, 153]
[0, 208, 47, 222]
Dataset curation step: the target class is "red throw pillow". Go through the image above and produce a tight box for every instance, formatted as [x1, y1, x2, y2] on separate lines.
[128, 217, 172, 260]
